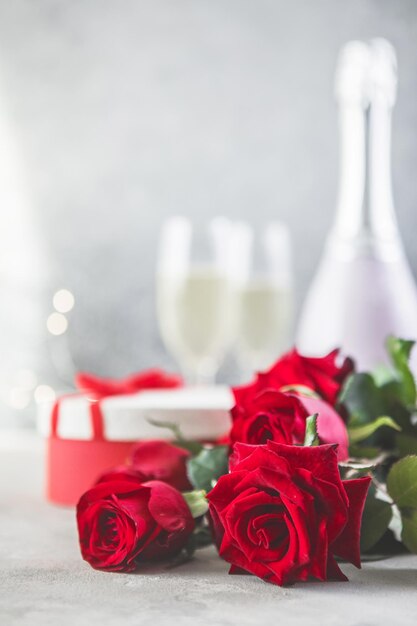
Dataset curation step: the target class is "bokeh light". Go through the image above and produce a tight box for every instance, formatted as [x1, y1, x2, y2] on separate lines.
[46, 312, 68, 335]
[53, 289, 75, 313]
[34, 385, 56, 404]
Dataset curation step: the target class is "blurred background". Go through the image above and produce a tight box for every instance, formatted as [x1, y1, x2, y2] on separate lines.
[0, 0, 417, 426]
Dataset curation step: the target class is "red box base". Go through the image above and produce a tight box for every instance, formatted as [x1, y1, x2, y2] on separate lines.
[47, 437, 135, 506]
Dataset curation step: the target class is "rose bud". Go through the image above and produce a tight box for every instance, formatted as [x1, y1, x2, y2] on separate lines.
[76, 480, 194, 572]
[230, 389, 349, 460]
[233, 347, 353, 407]
[208, 442, 370, 586]
[129, 440, 192, 491]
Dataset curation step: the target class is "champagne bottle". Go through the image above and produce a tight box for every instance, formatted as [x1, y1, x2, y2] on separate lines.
[296, 39, 417, 371]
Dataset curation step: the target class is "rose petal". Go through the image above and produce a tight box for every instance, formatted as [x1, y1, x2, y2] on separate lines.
[145, 480, 194, 534]
[95, 466, 146, 486]
[331, 476, 371, 568]
[299, 396, 349, 461]
[265, 441, 347, 505]
[130, 440, 192, 491]
[326, 554, 349, 581]
[229, 443, 259, 471]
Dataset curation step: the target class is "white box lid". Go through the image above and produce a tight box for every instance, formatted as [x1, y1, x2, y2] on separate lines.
[37, 385, 233, 441]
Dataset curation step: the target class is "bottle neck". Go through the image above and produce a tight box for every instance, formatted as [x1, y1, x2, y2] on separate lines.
[369, 96, 397, 240]
[329, 98, 401, 259]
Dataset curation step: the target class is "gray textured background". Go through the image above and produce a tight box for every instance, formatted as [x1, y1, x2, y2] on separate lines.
[0, 0, 416, 424]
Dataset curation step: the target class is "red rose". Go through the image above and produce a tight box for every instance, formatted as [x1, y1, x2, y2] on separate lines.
[230, 389, 349, 460]
[77, 480, 194, 571]
[208, 442, 370, 586]
[234, 348, 353, 407]
[130, 440, 192, 491]
[230, 390, 307, 446]
[95, 465, 147, 485]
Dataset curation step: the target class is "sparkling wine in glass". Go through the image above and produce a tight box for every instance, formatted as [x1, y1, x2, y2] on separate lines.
[156, 216, 237, 384]
[235, 222, 294, 373]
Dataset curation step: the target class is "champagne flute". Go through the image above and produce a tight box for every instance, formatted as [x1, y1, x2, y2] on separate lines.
[235, 221, 294, 373]
[156, 216, 237, 384]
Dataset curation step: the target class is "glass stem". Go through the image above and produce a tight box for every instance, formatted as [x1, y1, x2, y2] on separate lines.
[183, 361, 216, 386]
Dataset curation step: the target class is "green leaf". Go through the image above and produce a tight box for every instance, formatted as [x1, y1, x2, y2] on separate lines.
[145, 418, 203, 455]
[182, 490, 209, 519]
[387, 336, 415, 363]
[387, 456, 417, 508]
[187, 445, 229, 492]
[303, 414, 319, 446]
[175, 439, 204, 456]
[360, 489, 393, 552]
[379, 394, 417, 433]
[386, 336, 417, 407]
[348, 416, 401, 444]
[339, 373, 386, 425]
[349, 444, 382, 459]
[372, 363, 396, 387]
[401, 509, 417, 554]
[396, 433, 417, 457]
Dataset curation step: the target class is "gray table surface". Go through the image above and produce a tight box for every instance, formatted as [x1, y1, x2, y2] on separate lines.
[1, 431, 416, 626]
